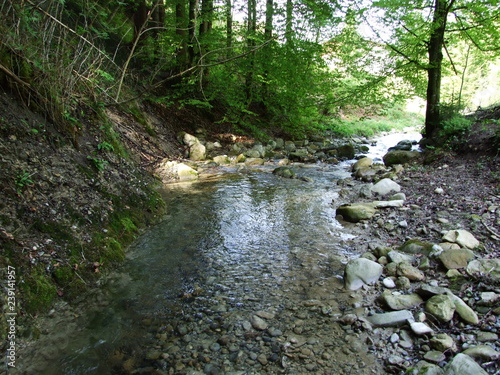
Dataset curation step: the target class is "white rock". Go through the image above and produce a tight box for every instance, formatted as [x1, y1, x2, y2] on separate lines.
[410, 322, 434, 335]
[387, 250, 415, 264]
[434, 187, 444, 194]
[383, 277, 396, 289]
[344, 258, 383, 290]
[373, 200, 404, 208]
[366, 310, 414, 327]
[442, 230, 480, 249]
[155, 160, 199, 182]
[371, 178, 401, 196]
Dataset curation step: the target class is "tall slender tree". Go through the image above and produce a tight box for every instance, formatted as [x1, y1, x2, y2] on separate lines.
[369, 0, 500, 139]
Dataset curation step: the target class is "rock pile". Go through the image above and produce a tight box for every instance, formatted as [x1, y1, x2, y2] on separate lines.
[338, 149, 500, 375]
[156, 132, 373, 182]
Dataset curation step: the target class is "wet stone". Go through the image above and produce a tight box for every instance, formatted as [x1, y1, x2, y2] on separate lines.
[267, 327, 283, 337]
[250, 315, 268, 330]
[423, 350, 446, 363]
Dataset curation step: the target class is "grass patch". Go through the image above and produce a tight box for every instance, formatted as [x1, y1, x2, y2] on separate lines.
[326, 106, 424, 137]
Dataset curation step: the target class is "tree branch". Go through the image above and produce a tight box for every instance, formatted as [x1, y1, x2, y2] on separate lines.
[110, 38, 276, 107]
[25, 0, 120, 70]
[443, 42, 458, 75]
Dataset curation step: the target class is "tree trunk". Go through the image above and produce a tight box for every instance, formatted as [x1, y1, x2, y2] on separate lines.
[226, 0, 233, 54]
[133, 0, 149, 43]
[262, 0, 273, 99]
[285, 0, 293, 47]
[199, 0, 213, 37]
[176, 0, 188, 67]
[425, 0, 450, 138]
[188, 0, 197, 66]
[245, 0, 257, 101]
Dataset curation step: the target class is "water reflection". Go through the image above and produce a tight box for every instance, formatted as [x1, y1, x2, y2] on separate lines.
[26, 163, 358, 374]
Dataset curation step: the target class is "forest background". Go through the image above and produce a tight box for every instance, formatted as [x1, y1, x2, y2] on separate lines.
[1, 0, 499, 142]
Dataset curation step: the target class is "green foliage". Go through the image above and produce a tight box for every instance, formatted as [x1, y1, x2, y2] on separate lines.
[440, 116, 472, 137]
[99, 121, 128, 158]
[100, 238, 125, 263]
[53, 266, 75, 287]
[15, 170, 34, 194]
[327, 103, 424, 137]
[97, 141, 114, 152]
[87, 156, 108, 172]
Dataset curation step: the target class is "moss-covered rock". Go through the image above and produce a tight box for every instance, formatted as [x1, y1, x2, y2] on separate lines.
[383, 150, 421, 166]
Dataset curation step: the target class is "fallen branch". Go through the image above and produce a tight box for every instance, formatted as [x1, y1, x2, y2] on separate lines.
[482, 219, 500, 240]
[0, 62, 32, 89]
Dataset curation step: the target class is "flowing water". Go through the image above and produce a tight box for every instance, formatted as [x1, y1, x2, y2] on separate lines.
[15, 132, 421, 375]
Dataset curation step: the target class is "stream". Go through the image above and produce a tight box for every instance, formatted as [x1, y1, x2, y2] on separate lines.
[15, 131, 421, 375]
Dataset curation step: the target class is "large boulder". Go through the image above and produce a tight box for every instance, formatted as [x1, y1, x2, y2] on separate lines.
[273, 166, 296, 179]
[344, 258, 383, 290]
[443, 353, 488, 375]
[366, 310, 414, 327]
[155, 160, 199, 182]
[399, 239, 435, 256]
[189, 142, 206, 161]
[336, 202, 377, 223]
[183, 133, 206, 160]
[213, 155, 231, 164]
[337, 144, 355, 159]
[388, 140, 414, 151]
[442, 230, 480, 249]
[351, 157, 373, 172]
[466, 258, 500, 282]
[381, 291, 423, 311]
[447, 291, 479, 325]
[383, 150, 421, 166]
[439, 248, 475, 269]
[288, 149, 311, 162]
[397, 262, 425, 281]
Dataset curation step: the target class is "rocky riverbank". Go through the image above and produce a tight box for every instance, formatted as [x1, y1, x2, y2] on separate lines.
[334, 148, 500, 374]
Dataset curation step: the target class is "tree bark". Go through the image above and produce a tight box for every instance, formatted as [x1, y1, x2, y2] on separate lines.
[226, 0, 233, 53]
[425, 0, 450, 138]
[262, 0, 274, 99]
[188, 0, 197, 66]
[245, 0, 257, 101]
[285, 0, 293, 47]
[175, 0, 188, 67]
[133, 0, 149, 43]
[199, 0, 213, 36]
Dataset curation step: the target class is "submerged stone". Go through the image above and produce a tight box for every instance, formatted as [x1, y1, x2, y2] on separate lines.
[273, 166, 296, 179]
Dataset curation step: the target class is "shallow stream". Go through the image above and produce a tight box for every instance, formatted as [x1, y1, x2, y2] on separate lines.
[15, 131, 421, 375]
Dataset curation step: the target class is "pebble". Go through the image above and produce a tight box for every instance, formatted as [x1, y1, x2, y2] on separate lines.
[423, 350, 446, 363]
[434, 187, 444, 194]
[383, 277, 396, 288]
[390, 333, 400, 343]
[410, 322, 434, 335]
